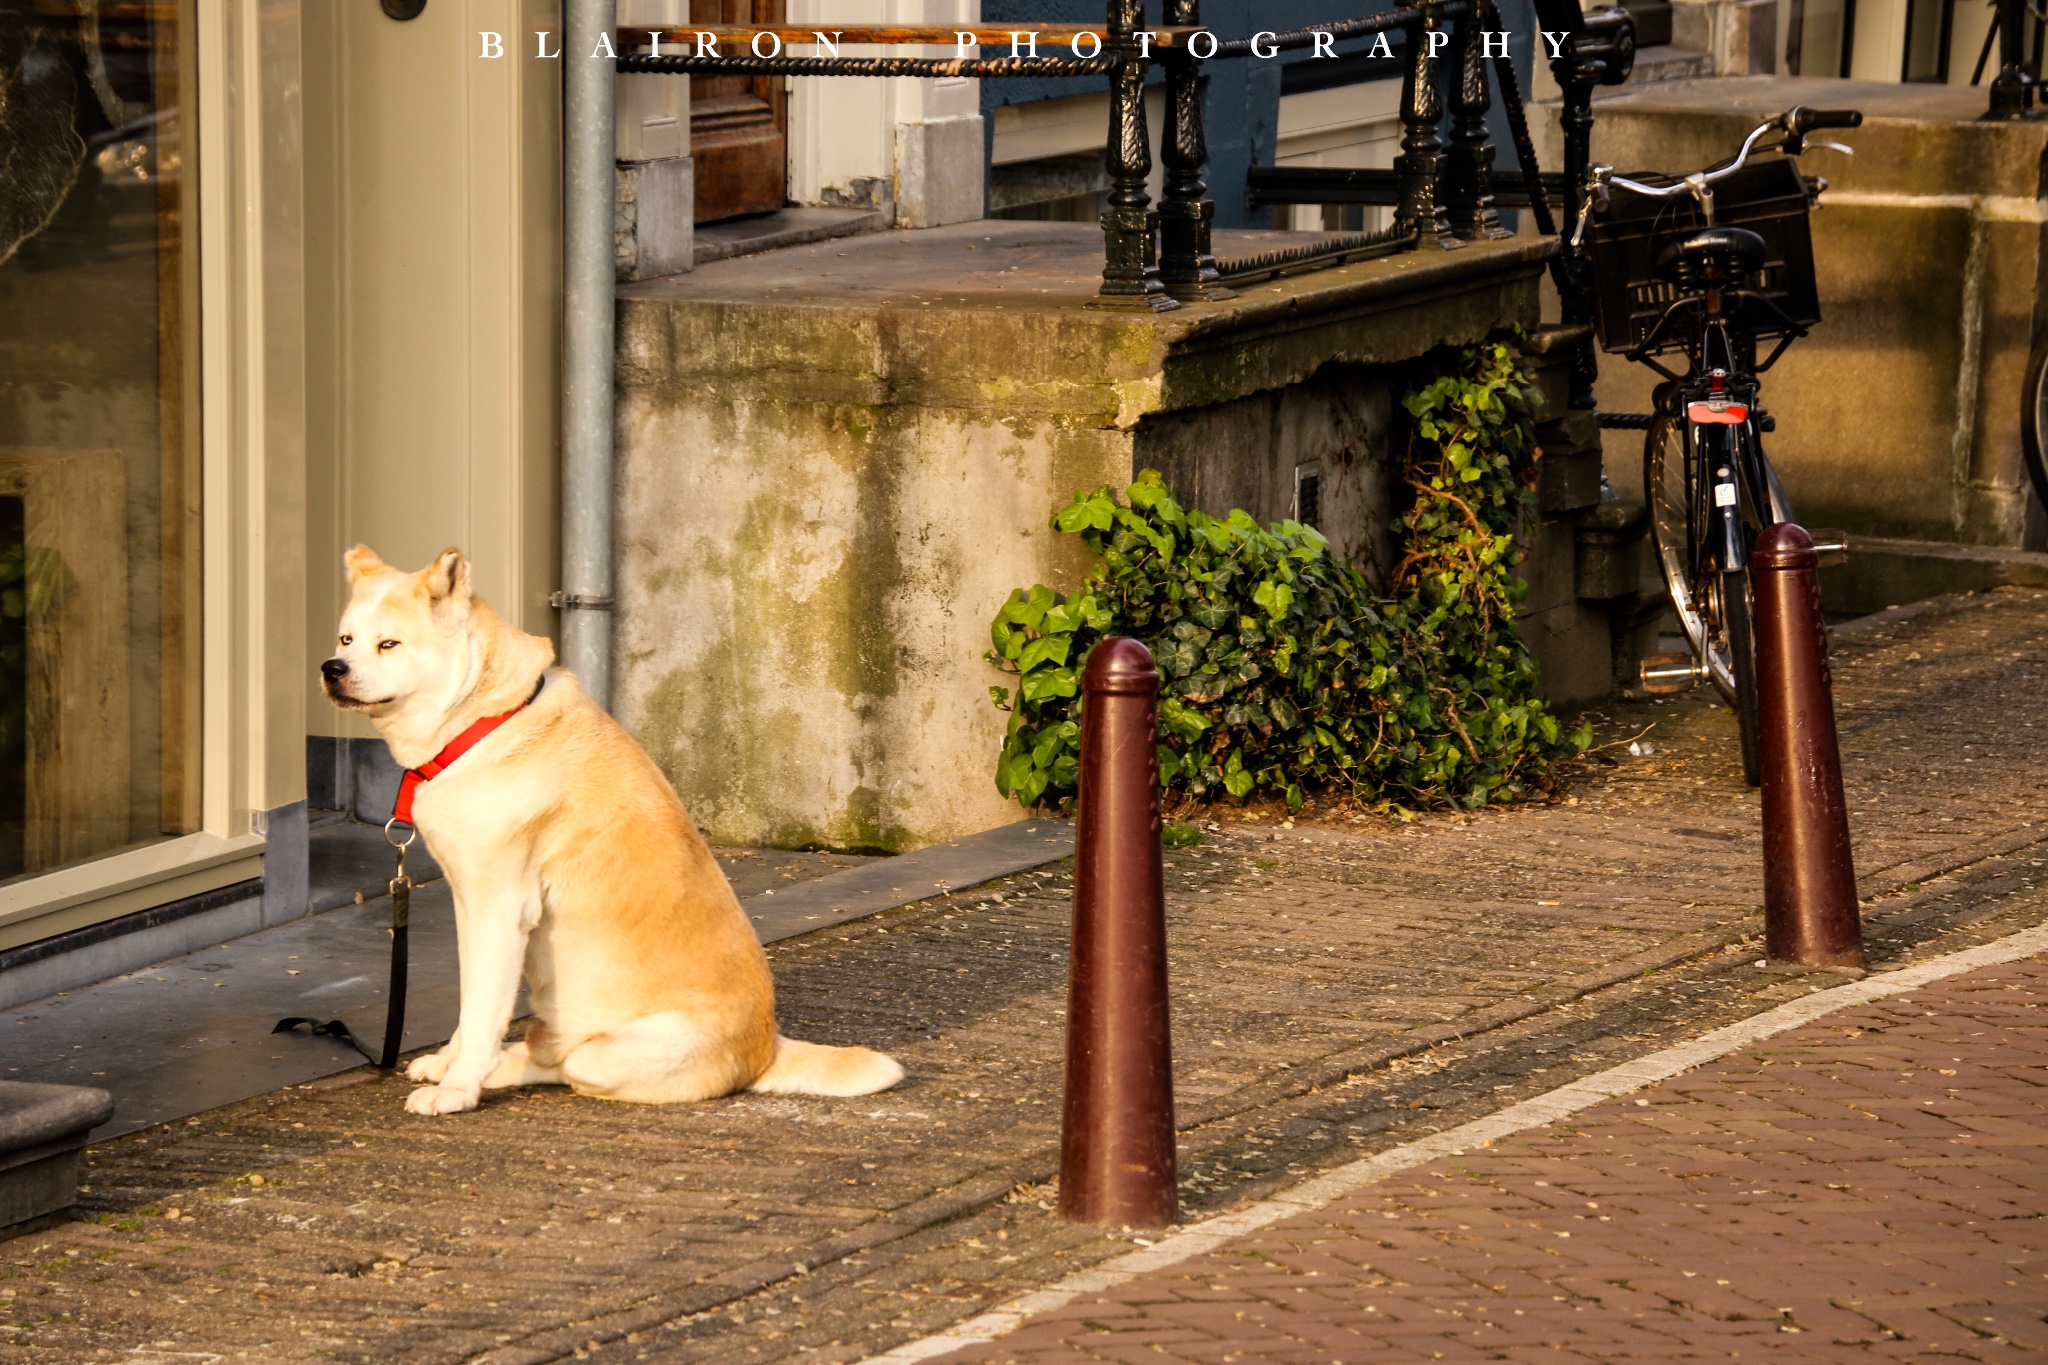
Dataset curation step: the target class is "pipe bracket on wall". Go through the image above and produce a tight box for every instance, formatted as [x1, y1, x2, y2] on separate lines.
[381, 0, 428, 19]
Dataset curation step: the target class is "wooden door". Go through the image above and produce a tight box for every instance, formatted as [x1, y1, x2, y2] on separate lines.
[691, 0, 788, 222]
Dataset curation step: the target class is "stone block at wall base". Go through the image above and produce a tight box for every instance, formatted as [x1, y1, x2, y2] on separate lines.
[895, 115, 986, 229]
[1609, 585, 1672, 695]
[1576, 499, 1651, 600]
[0, 1083, 113, 1238]
[1539, 445, 1604, 515]
[1520, 512, 1583, 618]
[1522, 601, 1620, 709]
[1671, 0, 1777, 74]
[617, 157, 695, 281]
[259, 801, 309, 929]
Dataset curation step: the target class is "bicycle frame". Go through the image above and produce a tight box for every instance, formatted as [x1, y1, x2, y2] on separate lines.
[1656, 280, 1799, 577]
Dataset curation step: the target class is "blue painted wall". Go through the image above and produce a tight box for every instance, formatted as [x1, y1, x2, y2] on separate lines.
[979, 2, 1540, 228]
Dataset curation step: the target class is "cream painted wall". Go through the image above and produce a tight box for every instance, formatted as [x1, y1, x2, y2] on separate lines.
[1848, 0, 1909, 81]
[787, 0, 984, 222]
[303, 0, 563, 740]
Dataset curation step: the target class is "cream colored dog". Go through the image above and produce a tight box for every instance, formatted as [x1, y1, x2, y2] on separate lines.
[320, 545, 903, 1116]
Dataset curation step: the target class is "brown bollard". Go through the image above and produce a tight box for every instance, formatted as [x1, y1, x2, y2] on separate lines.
[1059, 637, 1178, 1228]
[1753, 524, 1864, 969]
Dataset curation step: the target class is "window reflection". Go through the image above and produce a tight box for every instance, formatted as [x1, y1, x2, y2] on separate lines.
[0, 0, 199, 882]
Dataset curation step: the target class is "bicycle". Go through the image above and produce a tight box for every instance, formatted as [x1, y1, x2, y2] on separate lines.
[1576, 106, 1860, 786]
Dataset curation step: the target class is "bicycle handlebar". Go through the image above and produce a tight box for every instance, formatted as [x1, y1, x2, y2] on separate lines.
[1787, 107, 1863, 134]
[1573, 105, 1860, 242]
[1600, 106, 1862, 199]
[1605, 116, 1786, 200]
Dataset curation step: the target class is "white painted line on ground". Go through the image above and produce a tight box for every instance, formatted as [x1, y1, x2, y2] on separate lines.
[857, 921, 2048, 1365]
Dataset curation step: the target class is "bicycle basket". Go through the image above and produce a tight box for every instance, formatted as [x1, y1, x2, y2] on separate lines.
[1586, 157, 1820, 356]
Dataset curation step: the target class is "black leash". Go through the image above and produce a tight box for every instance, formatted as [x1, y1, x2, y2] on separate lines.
[275, 818, 414, 1070]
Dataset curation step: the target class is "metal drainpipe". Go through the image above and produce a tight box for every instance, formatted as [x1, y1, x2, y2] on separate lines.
[559, 0, 618, 708]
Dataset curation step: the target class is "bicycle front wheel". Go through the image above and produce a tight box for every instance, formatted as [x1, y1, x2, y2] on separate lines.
[2023, 333, 2048, 511]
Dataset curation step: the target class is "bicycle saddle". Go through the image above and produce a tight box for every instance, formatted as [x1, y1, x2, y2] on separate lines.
[1652, 227, 1768, 283]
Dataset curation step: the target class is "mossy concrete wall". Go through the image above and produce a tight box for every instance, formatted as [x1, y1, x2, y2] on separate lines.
[614, 224, 1551, 851]
[1544, 76, 2048, 550]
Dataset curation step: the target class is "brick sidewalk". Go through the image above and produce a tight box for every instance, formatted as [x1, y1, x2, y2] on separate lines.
[0, 588, 2046, 1364]
[945, 951, 2048, 1364]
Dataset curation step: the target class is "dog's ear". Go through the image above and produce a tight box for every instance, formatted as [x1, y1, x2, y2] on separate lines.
[344, 544, 386, 584]
[423, 547, 472, 605]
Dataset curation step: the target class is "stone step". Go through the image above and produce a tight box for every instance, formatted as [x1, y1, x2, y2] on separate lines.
[0, 1082, 113, 1238]
[1626, 44, 1717, 87]
[1819, 535, 2048, 617]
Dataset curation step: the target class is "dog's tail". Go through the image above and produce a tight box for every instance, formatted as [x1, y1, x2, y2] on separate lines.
[749, 1036, 904, 1097]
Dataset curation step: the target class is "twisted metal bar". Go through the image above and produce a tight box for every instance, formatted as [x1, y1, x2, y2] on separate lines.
[1095, 1, 1175, 309]
[1445, 3, 1507, 239]
[1158, 0, 1219, 301]
[1208, 5, 1453, 57]
[1480, 0, 1556, 238]
[615, 53, 1116, 76]
[1393, 1, 1452, 243]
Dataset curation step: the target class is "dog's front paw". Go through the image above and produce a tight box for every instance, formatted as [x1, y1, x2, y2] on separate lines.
[404, 1083, 480, 1116]
[406, 1050, 452, 1083]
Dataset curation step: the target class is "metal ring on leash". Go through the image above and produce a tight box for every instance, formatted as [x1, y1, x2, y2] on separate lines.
[383, 817, 416, 850]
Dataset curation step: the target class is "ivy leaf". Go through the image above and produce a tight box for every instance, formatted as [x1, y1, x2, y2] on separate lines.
[1019, 635, 1071, 674]
[1251, 578, 1294, 622]
[1020, 667, 1078, 704]
[1075, 492, 1121, 534]
[1154, 637, 1201, 678]
[1159, 695, 1210, 741]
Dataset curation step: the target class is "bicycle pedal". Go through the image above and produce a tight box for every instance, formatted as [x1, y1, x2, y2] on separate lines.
[1807, 528, 1848, 568]
[1639, 651, 1706, 694]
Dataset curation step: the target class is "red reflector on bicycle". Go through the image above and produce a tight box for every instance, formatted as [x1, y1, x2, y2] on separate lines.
[1687, 401, 1749, 425]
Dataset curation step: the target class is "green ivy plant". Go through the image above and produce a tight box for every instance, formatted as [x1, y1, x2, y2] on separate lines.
[987, 340, 1589, 816]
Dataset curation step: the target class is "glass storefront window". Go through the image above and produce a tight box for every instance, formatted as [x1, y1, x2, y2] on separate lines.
[0, 0, 199, 883]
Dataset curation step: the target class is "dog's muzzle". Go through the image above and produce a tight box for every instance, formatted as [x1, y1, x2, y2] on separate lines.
[321, 657, 370, 706]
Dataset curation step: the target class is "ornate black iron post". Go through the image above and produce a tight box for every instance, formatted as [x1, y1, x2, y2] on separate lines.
[1158, 1, 1221, 301]
[1096, 0, 1177, 309]
[1985, 0, 2037, 120]
[1533, 0, 1634, 406]
[1394, 0, 1453, 245]
[1445, 4, 1508, 240]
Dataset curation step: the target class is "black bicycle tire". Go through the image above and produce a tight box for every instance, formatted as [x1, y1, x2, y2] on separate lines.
[1724, 568, 1763, 788]
[2022, 333, 2048, 511]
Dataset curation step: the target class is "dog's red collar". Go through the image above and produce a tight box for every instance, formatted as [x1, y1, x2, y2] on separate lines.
[391, 678, 543, 825]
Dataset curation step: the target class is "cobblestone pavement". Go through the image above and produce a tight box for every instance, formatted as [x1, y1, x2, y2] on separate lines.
[944, 950, 2048, 1365]
[0, 588, 2045, 1365]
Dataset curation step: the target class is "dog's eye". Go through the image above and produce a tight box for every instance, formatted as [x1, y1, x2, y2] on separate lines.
[339, 634, 352, 646]
[377, 639, 400, 652]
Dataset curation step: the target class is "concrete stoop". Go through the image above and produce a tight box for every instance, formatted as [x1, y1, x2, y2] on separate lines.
[0, 1082, 112, 1238]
